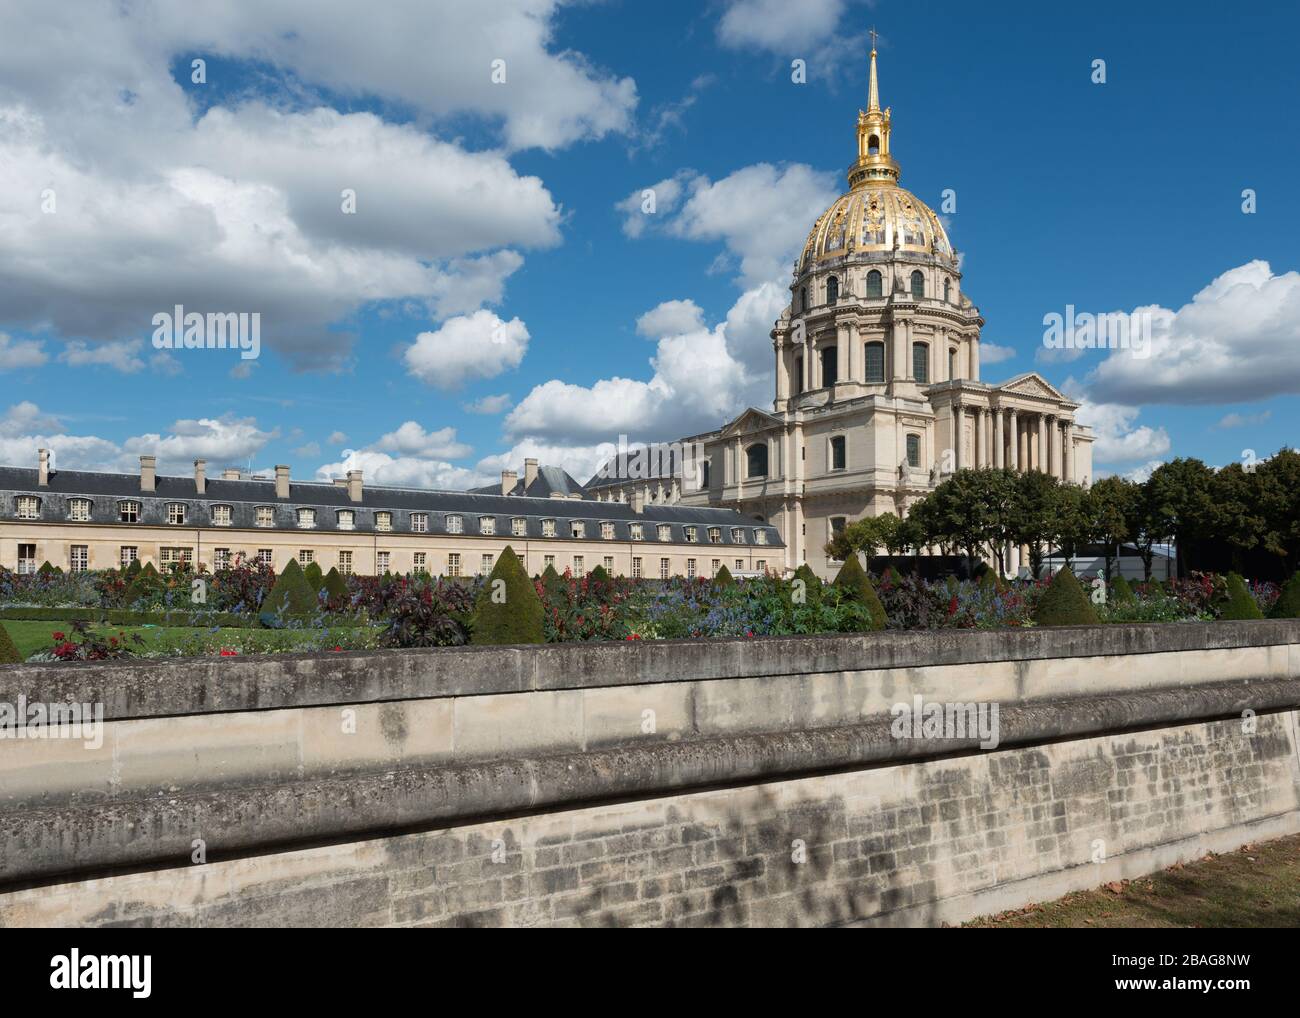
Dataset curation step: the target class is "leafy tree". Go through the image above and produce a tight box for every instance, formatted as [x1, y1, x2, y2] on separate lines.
[831, 554, 886, 630]
[1145, 458, 1215, 578]
[1257, 448, 1300, 569]
[1088, 476, 1135, 580]
[1013, 470, 1060, 578]
[472, 546, 544, 644]
[1033, 568, 1099, 626]
[1209, 462, 1267, 573]
[1050, 483, 1095, 567]
[1126, 480, 1167, 582]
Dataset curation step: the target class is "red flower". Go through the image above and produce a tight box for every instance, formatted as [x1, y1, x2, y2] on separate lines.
[219, 648, 238, 656]
[332, 645, 344, 652]
[51, 631, 65, 641]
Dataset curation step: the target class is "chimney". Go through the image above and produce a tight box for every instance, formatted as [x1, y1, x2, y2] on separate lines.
[140, 455, 156, 493]
[632, 487, 646, 514]
[501, 469, 517, 496]
[333, 477, 348, 488]
[222, 468, 240, 480]
[194, 459, 206, 494]
[347, 469, 363, 502]
[275, 464, 290, 499]
[524, 457, 538, 489]
[37, 448, 49, 487]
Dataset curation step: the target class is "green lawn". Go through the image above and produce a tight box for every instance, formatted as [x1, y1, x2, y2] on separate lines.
[965, 834, 1300, 927]
[1, 618, 379, 659]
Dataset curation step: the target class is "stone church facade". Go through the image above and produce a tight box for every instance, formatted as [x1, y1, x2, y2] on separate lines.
[672, 44, 1094, 577]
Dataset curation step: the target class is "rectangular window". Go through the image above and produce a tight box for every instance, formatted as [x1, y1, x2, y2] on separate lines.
[70, 545, 88, 572]
[213, 504, 232, 526]
[730, 527, 744, 543]
[686, 558, 696, 579]
[831, 434, 846, 470]
[865, 342, 885, 383]
[257, 548, 272, 566]
[512, 517, 526, 537]
[337, 510, 354, 531]
[446, 514, 463, 534]
[684, 526, 698, 543]
[120, 546, 139, 569]
[119, 500, 140, 523]
[906, 433, 921, 469]
[543, 554, 555, 568]
[16, 496, 40, 520]
[69, 498, 91, 522]
[659, 557, 670, 580]
[481, 553, 493, 575]
[632, 556, 643, 579]
[338, 550, 353, 575]
[573, 555, 584, 574]
[165, 503, 185, 525]
[411, 513, 428, 533]
[299, 549, 313, 564]
[735, 559, 744, 571]
[375, 511, 392, 532]
[297, 507, 315, 529]
[755, 529, 768, 546]
[160, 546, 193, 570]
[17, 544, 36, 574]
[756, 560, 766, 572]
[601, 522, 615, 540]
[912, 343, 930, 383]
[213, 548, 230, 570]
[447, 553, 461, 577]
[658, 524, 671, 542]
[377, 551, 390, 573]
[571, 521, 585, 539]
[630, 523, 644, 541]
[479, 516, 495, 535]
[707, 527, 721, 544]
[603, 556, 614, 572]
[255, 506, 274, 527]
[413, 552, 426, 571]
[541, 519, 556, 537]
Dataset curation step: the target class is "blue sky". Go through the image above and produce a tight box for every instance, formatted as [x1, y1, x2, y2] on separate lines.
[1, 0, 1296, 487]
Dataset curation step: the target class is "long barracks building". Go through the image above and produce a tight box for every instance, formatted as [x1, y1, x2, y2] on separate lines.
[0, 452, 781, 579]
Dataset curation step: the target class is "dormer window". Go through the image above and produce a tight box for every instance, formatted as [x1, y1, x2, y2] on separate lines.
[730, 527, 744, 543]
[68, 497, 91, 522]
[571, 521, 585, 539]
[411, 512, 428, 533]
[684, 526, 698, 544]
[16, 495, 40, 519]
[297, 508, 316, 529]
[446, 514, 463, 534]
[630, 523, 644, 541]
[755, 529, 768, 546]
[212, 504, 232, 526]
[601, 522, 615, 540]
[658, 524, 671, 542]
[512, 517, 526, 537]
[541, 518, 556, 538]
[337, 509, 355, 531]
[167, 502, 186, 525]
[707, 527, 721, 544]
[118, 500, 139, 523]
[376, 511, 392, 532]
[255, 506, 274, 527]
[479, 516, 495, 535]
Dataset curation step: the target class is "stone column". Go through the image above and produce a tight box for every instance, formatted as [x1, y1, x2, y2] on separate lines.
[1007, 409, 1018, 471]
[994, 410, 1004, 469]
[970, 335, 981, 382]
[1044, 414, 1056, 477]
[835, 321, 848, 388]
[952, 404, 964, 471]
[775, 341, 788, 402]
[974, 408, 985, 468]
[1017, 413, 1028, 472]
[893, 319, 908, 381]
[1063, 422, 1074, 482]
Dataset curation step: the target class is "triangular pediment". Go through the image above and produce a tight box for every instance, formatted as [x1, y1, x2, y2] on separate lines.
[994, 372, 1071, 403]
[718, 406, 781, 438]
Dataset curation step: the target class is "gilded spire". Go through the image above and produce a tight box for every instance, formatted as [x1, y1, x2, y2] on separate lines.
[849, 33, 900, 189]
[867, 29, 880, 112]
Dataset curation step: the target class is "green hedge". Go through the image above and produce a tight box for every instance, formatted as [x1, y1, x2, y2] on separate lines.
[0, 606, 354, 629]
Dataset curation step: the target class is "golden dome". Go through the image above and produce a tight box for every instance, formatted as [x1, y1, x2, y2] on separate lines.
[798, 41, 952, 272]
[799, 186, 951, 270]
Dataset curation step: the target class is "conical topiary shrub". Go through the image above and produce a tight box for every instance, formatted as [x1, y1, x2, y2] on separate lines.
[0, 623, 21, 664]
[262, 558, 318, 617]
[125, 561, 160, 605]
[125, 558, 143, 579]
[713, 563, 735, 587]
[1033, 567, 1099, 626]
[832, 554, 886, 630]
[1219, 572, 1263, 620]
[472, 546, 544, 645]
[37, 561, 55, 576]
[322, 566, 348, 601]
[1269, 571, 1300, 619]
[590, 563, 610, 582]
[885, 564, 905, 586]
[304, 560, 324, 591]
[1111, 574, 1137, 605]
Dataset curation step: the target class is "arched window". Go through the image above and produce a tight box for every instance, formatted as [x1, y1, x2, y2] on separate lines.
[830, 435, 846, 471]
[826, 275, 839, 305]
[943, 278, 951, 302]
[866, 269, 883, 298]
[868, 134, 880, 155]
[746, 443, 769, 479]
[910, 270, 925, 299]
[906, 434, 921, 468]
[912, 342, 930, 383]
[800, 286, 807, 312]
[865, 341, 885, 383]
[820, 346, 838, 387]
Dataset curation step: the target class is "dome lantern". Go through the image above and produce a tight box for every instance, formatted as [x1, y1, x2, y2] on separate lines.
[848, 34, 901, 190]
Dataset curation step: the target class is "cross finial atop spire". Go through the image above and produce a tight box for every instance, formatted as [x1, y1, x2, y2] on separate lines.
[869, 26, 879, 52]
